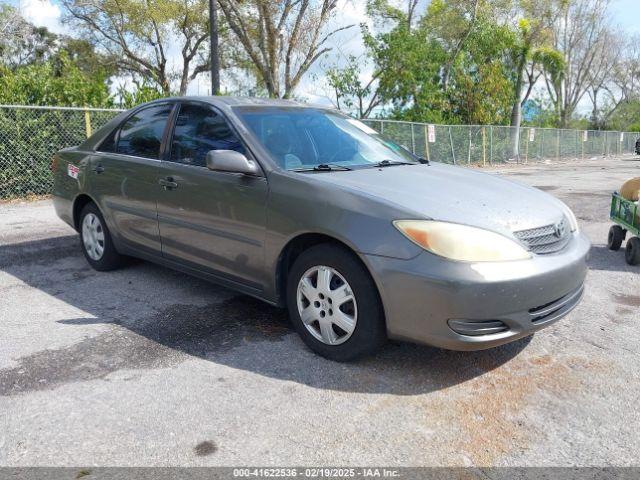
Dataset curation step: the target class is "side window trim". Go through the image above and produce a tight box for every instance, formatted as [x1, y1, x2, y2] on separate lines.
[165, 100, 257, 170]
[159, 103, 180, 161]
[97, 102, 175, 160]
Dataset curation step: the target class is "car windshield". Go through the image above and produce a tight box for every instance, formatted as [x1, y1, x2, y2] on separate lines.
[233, 106, 419, 171]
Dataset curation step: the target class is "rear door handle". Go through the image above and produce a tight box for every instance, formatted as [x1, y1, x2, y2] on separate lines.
[93, 164, 105, 174]
[159, 177, 178, 190]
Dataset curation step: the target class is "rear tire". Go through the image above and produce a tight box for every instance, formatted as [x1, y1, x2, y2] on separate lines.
[608, 225, 625, 251]
[625, 237, 640, 266]
[286, 243, 386, 361]
[79, 202, 125, 271]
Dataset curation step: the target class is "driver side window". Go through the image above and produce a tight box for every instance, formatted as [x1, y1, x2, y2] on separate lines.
[169, 103, 245, 167]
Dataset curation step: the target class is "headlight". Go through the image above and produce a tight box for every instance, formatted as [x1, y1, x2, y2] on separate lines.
[393, 220, 531, 262]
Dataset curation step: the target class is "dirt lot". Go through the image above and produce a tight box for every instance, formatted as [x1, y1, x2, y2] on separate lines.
[0, 156, 639, 467]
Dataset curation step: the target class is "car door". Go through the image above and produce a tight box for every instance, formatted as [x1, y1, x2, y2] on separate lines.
[156, 101, 268, 290]
[89, 103, 174, 255]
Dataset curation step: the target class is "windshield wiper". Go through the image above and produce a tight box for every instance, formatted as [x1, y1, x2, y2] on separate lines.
[374, 159, 414, 167]
[292, 163, 353, 172]
[314, 163, 353, 171]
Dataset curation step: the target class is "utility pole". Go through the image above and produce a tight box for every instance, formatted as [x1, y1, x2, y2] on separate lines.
[209, 0, 220, 95]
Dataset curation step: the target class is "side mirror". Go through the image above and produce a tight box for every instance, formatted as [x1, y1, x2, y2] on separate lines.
[205, 150, 260, 176]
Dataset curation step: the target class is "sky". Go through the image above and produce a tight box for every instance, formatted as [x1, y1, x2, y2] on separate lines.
[7, 0, 640, 103]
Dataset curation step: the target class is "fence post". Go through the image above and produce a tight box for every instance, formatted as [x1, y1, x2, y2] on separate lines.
[467, 127, 472, 164]
[482, 127, 486, 166]
[489, 126, 493, 165]
[84, 108, 92, 138]
[524, 128, 529, 164]
[410, 123, 416, 154]
[423, 125, 430, 162]
[556, 129, 560, 162]
[449, 126, 456, 165]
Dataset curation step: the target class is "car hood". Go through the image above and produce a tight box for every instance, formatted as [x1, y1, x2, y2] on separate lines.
[310, 163, 569, 237]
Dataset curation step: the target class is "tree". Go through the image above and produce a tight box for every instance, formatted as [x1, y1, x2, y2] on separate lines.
[446, 15, 516, 124]
[365, 21, 448, 122]
[588, 33, 640, 129]
[216, 0, 353, 98]
[358, 0, 517, 124]
[0, 4, 58, 68]
[61, 0, 216, 95]
[325, 55, 381, 118]
[427, 0, 482, 93]
[545, 0, 613, 127]
[507, 0, 564, 157]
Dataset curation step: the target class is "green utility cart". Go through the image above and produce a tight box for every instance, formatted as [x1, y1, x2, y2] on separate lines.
[608, 193, 640, 265]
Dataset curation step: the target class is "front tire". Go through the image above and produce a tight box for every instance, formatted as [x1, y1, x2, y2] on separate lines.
[608, 225, 625, 251]
[79, 202, 125, 271]
[625, 237, 640, 266]
[286, 244, 386, 361]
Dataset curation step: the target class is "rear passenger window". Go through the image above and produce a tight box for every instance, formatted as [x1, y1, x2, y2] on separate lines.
[117, 104, 172, 159]
[169, 103, 245, 167]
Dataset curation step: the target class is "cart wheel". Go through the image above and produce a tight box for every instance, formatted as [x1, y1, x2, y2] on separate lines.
[607, 225, 625, 251]
[625, 237, 640, 266]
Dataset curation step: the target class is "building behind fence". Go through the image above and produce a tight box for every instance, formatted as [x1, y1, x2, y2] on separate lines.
[1, 105, 638, 200]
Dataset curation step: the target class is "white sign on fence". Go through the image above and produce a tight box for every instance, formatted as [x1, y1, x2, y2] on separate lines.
[620, 132, 624, 142]
[529, 128, 535, 142]
[583, 131, 588, 142]
[427, 124, 436, 143]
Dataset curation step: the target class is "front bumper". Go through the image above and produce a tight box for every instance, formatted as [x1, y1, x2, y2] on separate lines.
[364, 232, 590, 350]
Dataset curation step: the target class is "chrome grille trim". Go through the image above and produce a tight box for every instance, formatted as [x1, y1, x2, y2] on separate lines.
[514, 217, 571, 254]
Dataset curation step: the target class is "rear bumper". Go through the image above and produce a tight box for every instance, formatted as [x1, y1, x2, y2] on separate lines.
[364, 232, 590, 350]
[52, 194, 75, 230]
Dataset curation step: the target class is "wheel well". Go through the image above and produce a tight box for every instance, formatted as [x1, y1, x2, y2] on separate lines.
[276, 233, 371, 306]
[72, 194, 95, 231]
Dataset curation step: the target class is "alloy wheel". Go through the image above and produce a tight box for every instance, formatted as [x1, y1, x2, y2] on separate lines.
[82, 213, 105, 261]
[296, 265, 358, 345]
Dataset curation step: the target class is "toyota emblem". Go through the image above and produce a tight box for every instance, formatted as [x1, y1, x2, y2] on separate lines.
[554, 221, 566, 238]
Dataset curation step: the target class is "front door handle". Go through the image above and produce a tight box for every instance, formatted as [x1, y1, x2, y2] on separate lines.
[93, 164, 105, 174]
[159, 177, 178, 190]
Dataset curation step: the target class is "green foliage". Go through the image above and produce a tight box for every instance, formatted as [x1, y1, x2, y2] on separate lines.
[605, 100, 640, 132]
[326, 55, 376, 117]
[522, 98, 559, 127]
[446, 16, 516, 124]
[363, 21, 449, 122]
[0, 52, 113, 107]
[115, 81, 167, 109]
[348, 0, 521, 124]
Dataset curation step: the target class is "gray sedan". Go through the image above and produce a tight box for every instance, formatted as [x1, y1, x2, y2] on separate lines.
[52, 97, 590, 361]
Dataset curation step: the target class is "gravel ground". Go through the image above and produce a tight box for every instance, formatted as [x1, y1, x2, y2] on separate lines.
[0, 155, 639, 467]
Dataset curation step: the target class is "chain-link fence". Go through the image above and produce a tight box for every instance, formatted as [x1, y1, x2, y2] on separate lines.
[361, 119, 640, 166]
[1, 105, 639, 200]
[0, 105, 123, 200]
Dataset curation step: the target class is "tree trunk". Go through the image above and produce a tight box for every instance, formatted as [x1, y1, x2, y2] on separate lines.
[509, 55, 526, 159]
[510, 100, 522, 160]
[178, 63, 190, 96]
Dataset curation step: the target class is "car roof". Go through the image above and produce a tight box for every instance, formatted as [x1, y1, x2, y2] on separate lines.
[79, 95, 334, 152]
[165, 96, 309, 108]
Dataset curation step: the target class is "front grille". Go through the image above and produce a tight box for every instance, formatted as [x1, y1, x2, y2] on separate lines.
[514, 217, 571, 254]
